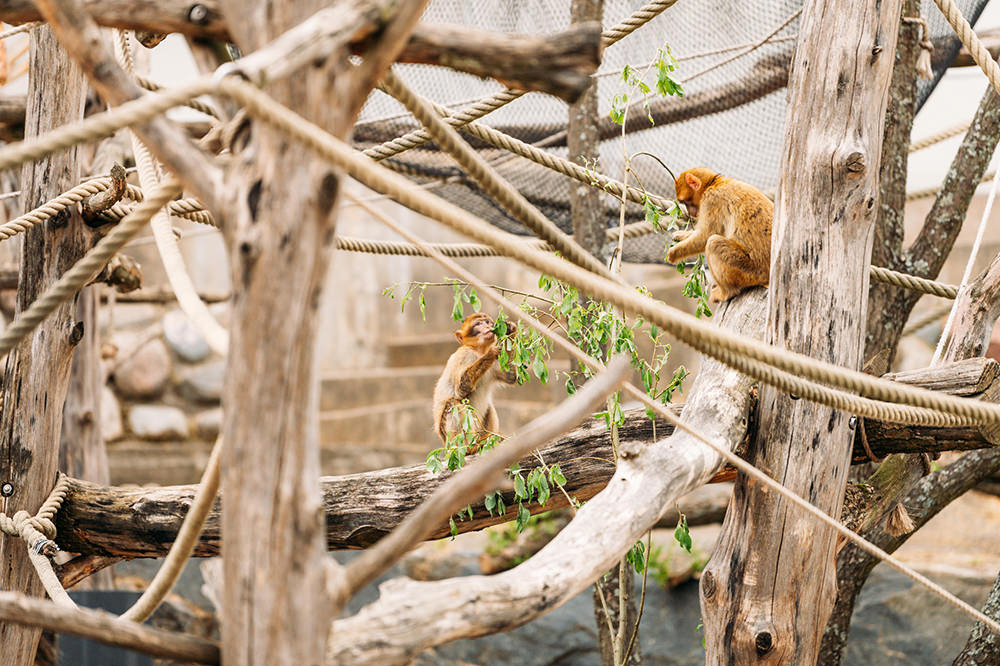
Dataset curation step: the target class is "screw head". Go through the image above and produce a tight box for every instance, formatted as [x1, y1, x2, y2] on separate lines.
[1, 482, 13, 497]
[849, 415, 858, 429]
[188, 4, 210, 24]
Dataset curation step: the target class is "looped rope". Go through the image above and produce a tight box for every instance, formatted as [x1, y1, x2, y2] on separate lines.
[0, 472, 70, 555]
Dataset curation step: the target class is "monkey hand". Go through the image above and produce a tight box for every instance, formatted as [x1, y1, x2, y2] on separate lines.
[709, 284, 727, 303]
[671, 229, 693, 242]
[666, 244, 686, 265]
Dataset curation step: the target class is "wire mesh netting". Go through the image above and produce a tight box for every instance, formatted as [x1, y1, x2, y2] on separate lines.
[353, 0, 988, 262]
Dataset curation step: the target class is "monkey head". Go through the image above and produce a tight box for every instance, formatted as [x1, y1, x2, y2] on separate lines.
[455, 313, 496, 353]
[674, 167, 720, 219]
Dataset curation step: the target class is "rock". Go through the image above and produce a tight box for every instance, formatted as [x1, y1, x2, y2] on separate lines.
[101, 387, 123, 442]
[177, 360, 225, 404]
[113, 338, 171, 399]
[194, 408, 222, 440]
[163, 309, 211, 363]
[127, 405, 189, 440]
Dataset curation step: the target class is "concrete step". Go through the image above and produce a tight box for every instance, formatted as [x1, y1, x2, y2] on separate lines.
[320, 364, 569, 411]
[320, 399, 551, 448]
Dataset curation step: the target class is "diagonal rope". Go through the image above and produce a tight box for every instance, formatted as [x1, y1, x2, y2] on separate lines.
[344, 188, 1000, 640]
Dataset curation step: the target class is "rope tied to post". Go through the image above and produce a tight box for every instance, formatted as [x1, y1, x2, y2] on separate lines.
[0, 472, 70, 555]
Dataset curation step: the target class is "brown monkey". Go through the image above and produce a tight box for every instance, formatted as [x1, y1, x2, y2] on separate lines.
[432, 313, 517, 451]
[666, 167, 772, 303]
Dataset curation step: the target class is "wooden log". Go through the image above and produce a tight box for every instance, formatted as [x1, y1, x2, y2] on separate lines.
[0, 1, 600, 99]
[389, 22, 601, 103]
[0, 592, 219, 664]
[325, 286, 767, 666]
[0, 26, 89, 665]
[701, 1, 902, 663]
[52, 355, 1000, 559]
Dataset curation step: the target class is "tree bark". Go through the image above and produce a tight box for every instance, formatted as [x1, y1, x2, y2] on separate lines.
[0, 26, 88, 666]
[215, 1, 425, 664]
[49, 360, 1000, 561]
[58, 285, 111, 590]
[701, 2, 901, 663]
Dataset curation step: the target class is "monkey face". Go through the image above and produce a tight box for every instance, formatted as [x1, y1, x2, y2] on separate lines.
[455, 313, 496, 350]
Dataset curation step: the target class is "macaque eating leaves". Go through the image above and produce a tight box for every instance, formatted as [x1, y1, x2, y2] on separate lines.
[666, 167, 773, 303]
[432, 313, 517, 453]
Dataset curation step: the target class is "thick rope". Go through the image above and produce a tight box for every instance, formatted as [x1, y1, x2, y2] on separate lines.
[907, 170, 994, 202]
[134, 73, 221, 119]
[0, 474, 76, 607]
[869, 265, 958, 299]
[0, 180, 179, 361]
[345, 188, 1000, 640]
[933, 0, 1000, 95]
[365, 0, 678, 162]
[909, 120, 972, 153]
[379, 70, 614, 279]
[117, 31, 228, 356]
[0, 22, 42, 41]
[217, 75, 1000, 426]
[0, 67, 990, 424]
[902, 303, 953, 337]
[120, 437, 222, 622]
[0, 177, 116, 240]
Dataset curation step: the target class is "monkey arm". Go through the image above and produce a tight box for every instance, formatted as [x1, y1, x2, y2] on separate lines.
[666, 225, 710, 264]
[493, 365, 518, 384]
[457, 348, 500, 397]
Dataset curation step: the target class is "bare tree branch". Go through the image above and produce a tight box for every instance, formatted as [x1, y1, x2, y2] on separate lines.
[343, 354, 631, 596]
[0, 592, 220, 664]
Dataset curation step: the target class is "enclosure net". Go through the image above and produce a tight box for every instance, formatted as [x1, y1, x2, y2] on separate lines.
[353, 0, 988, 263]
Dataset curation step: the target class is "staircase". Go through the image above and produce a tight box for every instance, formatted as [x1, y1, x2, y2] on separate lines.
[319, 333, 569, 475]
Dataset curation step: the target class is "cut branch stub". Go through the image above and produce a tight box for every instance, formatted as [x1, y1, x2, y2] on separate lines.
[81, 162, 127, 225]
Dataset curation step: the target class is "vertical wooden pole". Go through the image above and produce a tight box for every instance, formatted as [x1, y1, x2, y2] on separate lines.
[0, 26, 88, 665]
[700, 1, 902, 663]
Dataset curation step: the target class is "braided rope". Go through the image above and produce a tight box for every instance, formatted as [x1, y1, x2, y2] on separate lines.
[380, 70, 613, 279]
[869, 265, 958, 299]
[365, 0, 677, 162]
[134, 73, 221, 119]
[909, 120, 972, 153]
[907, 170, 994, 202]
[0, 180, 180, 360]
[0, 474, 74, 607]
[220, 75, 1000, 426]
[933, 0, 1000, 95]
[0, 22, 42, 41]
[902, 303, 953, 336]
[347, 189, 1000, 639]
[0, 178, 114, 240]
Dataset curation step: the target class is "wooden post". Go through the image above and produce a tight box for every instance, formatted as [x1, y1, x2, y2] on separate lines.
[0, 26, 88, 665]
[216, 2, 423, 663]
[700, 1, 902, 663]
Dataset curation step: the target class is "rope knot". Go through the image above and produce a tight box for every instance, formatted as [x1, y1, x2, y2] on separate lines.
[903, 15, 935, 79]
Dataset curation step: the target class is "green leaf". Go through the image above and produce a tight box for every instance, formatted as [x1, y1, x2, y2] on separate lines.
[484, 492, 497, 515]
[674, 513, 693, 554]
[449, 516, 458, 538]
[513, 474, 527, 499]
[532, 356, 547, 382]
[550, 465, 567, 486]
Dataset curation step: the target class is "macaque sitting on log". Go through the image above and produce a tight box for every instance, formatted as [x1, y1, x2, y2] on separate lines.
[666, 167, 773, 302]
[433, 313, 517, 452]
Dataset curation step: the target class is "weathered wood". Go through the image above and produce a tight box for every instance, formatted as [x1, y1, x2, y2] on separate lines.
[52, 353, 1000, 560]
[324, 287, 767, 665]
[702, 1, 901, 663]
[0, 592, 219, 664]
[942, 252, 1000, 361]
[216, 1, 426, 664]
[58, 285, 111, 590]
[0, 26, 88, 665]
[391, 22, 601, 102]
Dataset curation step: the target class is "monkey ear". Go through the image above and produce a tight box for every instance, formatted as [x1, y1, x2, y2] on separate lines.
[455, 330, 464, 343]
[685, 174, 702, 191]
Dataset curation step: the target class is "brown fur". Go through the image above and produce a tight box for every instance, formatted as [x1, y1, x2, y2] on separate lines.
[666, 167, 772, 302]
[432, 313, 517, 451]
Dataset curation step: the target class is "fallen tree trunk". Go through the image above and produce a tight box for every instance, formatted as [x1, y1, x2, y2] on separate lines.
[53, 355, 1000, 559]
